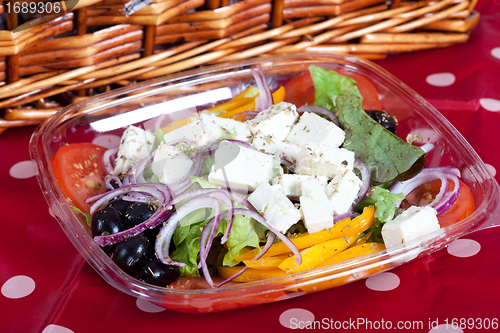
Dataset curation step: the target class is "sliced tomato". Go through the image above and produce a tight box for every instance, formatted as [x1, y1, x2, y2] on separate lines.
[438, 179, 474, 228]
[52, 143, 108, 214]
[401, 178, 475, 228]
[283, 72, 316, 108]
[283, 71, 382, 110]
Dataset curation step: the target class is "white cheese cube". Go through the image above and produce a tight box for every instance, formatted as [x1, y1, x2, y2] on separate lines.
[325, 170, 362, 216]
[200, 113, 252, 144]
[296, 142, 355, 179]
[251, 133, 301, 164]
[381, 206, 441, 249]
[299, 178, 335, 233]
[300, 196, 334, 234]
[246, 102, 299, 140]
[272, 174, 329, 197]
[286, 112, 345, 148]
[248, 182, 301, 233]
[208, 141, 273, 192]
[163, 117, 206, 147]
[151, 143, 194, 185]
[114, 125, 155, 175]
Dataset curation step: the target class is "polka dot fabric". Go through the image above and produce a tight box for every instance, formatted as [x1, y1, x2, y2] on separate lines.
[1, 1, 500, 332]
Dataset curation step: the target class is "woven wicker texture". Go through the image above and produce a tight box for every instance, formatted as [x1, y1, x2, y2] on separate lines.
[0, 0, 479, 129]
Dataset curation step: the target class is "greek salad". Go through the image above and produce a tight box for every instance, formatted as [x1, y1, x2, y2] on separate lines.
[52, 65, 474, 290]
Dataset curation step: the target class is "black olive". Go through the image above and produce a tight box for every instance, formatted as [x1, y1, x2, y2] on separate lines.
[365, 110, 397, 134]
[91, 206, 124, 238]
[106, 199, 131, 216]
[124, 202, 156, 227]
[109, 179, 121, 189]
[138, 259, 180, 287]
[111, 235, 150, 276]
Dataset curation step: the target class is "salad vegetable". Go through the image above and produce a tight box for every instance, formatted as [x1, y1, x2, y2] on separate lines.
[54, 65, 474, 290]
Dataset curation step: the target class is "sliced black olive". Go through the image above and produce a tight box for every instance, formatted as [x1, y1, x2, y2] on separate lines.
[138, 259, 180, 287]
[365, 110, 397, 134]
[91, 206, 124, 238]
[124, 202, 156, 227]
[111, 235, 150, 276]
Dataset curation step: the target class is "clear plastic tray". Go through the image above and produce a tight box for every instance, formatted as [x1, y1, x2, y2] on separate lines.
[30, 53, 500, 313]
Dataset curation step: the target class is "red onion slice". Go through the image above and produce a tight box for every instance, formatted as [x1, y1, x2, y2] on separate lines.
[155, 196, 221, 267]
[216, 231, 277, 288]
[102, 147, 118, 174]
[232, 208, 302, 265]
[87, 184, 167, 214]
[298, 105, 340, 127]
[389, 167, 462, 216]
[353, 158, 370, 207]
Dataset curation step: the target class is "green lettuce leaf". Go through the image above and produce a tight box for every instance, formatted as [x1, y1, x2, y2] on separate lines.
[309, 65, 363, 110]
[356, 186, 405, 224]
[355, 186, 405, 243]
[221, 214, 267, 267]
[336, 93, 426, 184]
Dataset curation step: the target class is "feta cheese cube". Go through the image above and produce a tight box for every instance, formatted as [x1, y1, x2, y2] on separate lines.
[272, 174, 329, 197]
[325, 170, 362, 216]
[246, 102, 299, 140]
[208, 141, 273, 192]
[286, 112, 345, 148]
[248, 182, 301, 233]
[114, 125, 155, 175]
[381, 206, 441, 249]
[300, 196, 334, 234]
[296, 142, 355, 179]
[151, 143, 194, 185]
[299, 178, 335, 233]
[251, 133, 301, 164]
[200, 113, 252, 144]
[163, 117, 206, 147]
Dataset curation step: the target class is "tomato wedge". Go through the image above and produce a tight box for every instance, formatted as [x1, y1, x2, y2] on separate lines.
[52, 143, 108, 214]
[402, 178, 475, 227]
[283, 71, 382, 110]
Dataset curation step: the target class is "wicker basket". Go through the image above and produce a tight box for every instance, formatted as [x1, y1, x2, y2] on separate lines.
[0, 0, 479, 130]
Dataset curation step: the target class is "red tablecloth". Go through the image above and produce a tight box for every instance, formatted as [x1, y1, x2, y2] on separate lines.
[1, 2, 500, 332]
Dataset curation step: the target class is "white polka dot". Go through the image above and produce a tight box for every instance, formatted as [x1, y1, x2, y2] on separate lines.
[49, 207, 55, 218]
[92, 134, 121, 149]
[9, 160, 36, 179]
[2, 275, 36, 299]
[479, 98, 500, 112]
[485, 164, 497, 177]
[280, 308, 315, 328]
[429, 323, 464, 332]
[491, 47, 500, 60]
[447, 239, 481, 258]
[365, 272, 400, 291]
[426, 73, 456, 87]
[136, 298, 166, 313]
[41, 324, 74, 333]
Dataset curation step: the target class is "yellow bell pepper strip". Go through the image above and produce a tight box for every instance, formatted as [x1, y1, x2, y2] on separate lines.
[299, 242, 386, 293]
[318, 242, 386, 268]
[236, 206, 375, 261]
[278, 235, 358, 273]
[355, 230, 373, 246]
[218, 266, 289, 283]
[243, 254, 291, 270]
[162, 114, 197, 134]
[218, 86, 286, 121]
[205, 86, 254, 114]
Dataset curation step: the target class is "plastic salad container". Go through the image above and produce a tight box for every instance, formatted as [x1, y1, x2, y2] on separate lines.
[30, 53, 500, 313]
